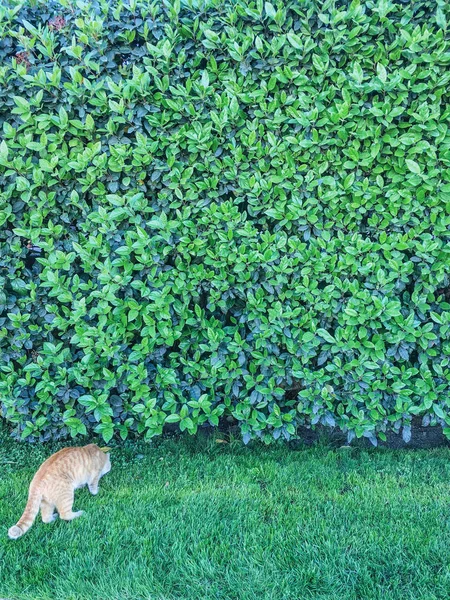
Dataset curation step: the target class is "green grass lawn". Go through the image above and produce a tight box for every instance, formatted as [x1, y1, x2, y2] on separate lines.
[1, 431, 450, 600]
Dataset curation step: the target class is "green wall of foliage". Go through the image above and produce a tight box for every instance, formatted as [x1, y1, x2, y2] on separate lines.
[1, 0, 450, 444]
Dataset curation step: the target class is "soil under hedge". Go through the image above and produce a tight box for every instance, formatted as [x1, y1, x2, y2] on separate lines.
[209, 416, 450, 450]
[292, 419, 450, 450]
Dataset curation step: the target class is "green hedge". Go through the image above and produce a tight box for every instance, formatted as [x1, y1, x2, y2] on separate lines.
[1, 0, 450, 444]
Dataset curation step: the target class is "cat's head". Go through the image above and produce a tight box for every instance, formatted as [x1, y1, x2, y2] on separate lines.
[101, 453, 111, 475]
[97, 446, 112, 475]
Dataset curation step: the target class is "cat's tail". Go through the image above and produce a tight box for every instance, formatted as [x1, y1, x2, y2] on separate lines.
[8, 489, 42, 539]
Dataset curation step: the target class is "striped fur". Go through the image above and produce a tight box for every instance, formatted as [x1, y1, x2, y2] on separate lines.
[8, 444, 111, 540]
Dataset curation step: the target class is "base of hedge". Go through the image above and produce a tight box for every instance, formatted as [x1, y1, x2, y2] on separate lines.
[205, 417, 450, 450]
[294, 424, 449, 450]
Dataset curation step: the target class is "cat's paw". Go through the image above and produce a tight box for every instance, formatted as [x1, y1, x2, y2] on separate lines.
[88, 485, 98, 495]
[8, 525, 23, 540]
[42, 513, 57, 524]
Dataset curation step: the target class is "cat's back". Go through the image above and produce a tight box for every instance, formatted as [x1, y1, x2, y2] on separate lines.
[31, 445, 95, 487]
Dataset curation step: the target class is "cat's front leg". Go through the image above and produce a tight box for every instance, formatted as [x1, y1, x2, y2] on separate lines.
[88, 475, 100, 495]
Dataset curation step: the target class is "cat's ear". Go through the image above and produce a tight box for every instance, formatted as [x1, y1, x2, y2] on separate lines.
[99, 446, 112, 453]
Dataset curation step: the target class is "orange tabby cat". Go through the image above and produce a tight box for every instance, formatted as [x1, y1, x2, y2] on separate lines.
[8, 444, 111, 540]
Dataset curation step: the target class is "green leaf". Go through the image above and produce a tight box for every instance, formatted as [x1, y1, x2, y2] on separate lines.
[13, 96, 30, 111]
[287, 32, 302, 50]
[352, 62, 363, 84]
[165, 414, 181, 423]
[265, 2, 276, 18]
[59, 106, 68, 128]
[316, 329, 336, 344]
[95, 423, 114, 443]
[434, 405, 445, 419]
[436, 6, 447, 29]
[0, 140, 8, 161]
[405, 159, 421, 174]
[376, 63, 387, 83]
